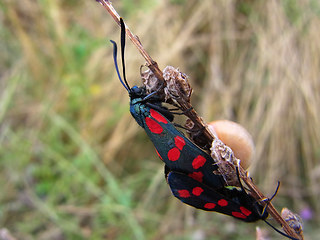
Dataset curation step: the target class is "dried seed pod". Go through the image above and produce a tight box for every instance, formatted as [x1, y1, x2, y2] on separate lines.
[185, 118, 213, 150]
[210, 137, 241, 186]
[163, 66, 192, 103]
[281, 208, 303, 237]
[208, 120, 255, 170]
[140, 67, 165, 97]
[141, 65, 192, 105]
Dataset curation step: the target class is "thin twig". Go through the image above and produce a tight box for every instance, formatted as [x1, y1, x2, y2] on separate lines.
[96, 0, 164, 82]
[95, 1, 302, 239]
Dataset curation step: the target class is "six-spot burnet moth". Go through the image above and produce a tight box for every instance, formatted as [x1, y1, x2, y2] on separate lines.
[109, 17, 299, 240]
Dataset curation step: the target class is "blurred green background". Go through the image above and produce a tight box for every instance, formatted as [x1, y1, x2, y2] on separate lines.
[1, 0, 319, 239]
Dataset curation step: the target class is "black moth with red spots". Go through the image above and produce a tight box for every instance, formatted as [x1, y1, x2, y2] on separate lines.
[127, 78, 268, 223]
[166, 170, 267, 222]
[135, 101, 268, 222]
[110, 18, 268, 223]
[110, 18, 300, 240]
[130, 87, 268, 222]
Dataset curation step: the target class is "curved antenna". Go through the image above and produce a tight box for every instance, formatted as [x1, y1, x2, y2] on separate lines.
[269, 181, 280, 201]
[234, 169, 298, 239]
[261, 182, 299, 240]
[263, 219, 299, 240]
[120, 18, 131, 91]
[110, 40, 129, 91]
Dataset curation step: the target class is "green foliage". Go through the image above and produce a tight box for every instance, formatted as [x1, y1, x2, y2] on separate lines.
[121, 0, 159, 16]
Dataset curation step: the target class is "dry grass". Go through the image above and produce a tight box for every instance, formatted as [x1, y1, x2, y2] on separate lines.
[1, 0, 319, 239]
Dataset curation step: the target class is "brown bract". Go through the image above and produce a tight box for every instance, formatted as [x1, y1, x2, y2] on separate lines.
[205, 120, 254, 186]
[208, 120, 255, 170]
[281, 208, 304, 238]
[210, 137, 241, 186]
[163, 66, 192, 103]
[141, 67, 164, 96]
[141, 66, 192, 104]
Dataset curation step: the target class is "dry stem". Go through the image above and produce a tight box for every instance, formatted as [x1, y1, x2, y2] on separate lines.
[95, 1, 302, 239]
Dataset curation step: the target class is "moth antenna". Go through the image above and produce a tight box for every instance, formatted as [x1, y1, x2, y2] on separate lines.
[263, 219, 299, 240]
[120, 18, 131, 90]
[110, 40, 129, 91]
[261, 182, 299, 239]
[235, 168, 298, 240]
[269, 181, 280, 201]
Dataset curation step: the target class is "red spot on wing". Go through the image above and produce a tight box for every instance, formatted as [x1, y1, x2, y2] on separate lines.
[178, 190, 190, 198]
[240, 206, 252, 216]
[232, 211, 247, 219]
[204, 203, 216, 209]
[192, 155, 206, 169]
[174, 136, 185, 150]
[145, 117, 163, 134]
[150, 109, 168, 123]
[168, 148, 180, 161]
[218, 199, 228, 207]
[192, 187, 203, 196]
[188, 172, 204, 182]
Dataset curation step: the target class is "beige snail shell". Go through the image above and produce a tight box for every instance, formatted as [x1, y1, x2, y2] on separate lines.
[208, 120, 255, 170]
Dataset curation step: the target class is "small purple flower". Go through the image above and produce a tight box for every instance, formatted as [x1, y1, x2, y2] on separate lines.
[300, 207, 313, 220]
